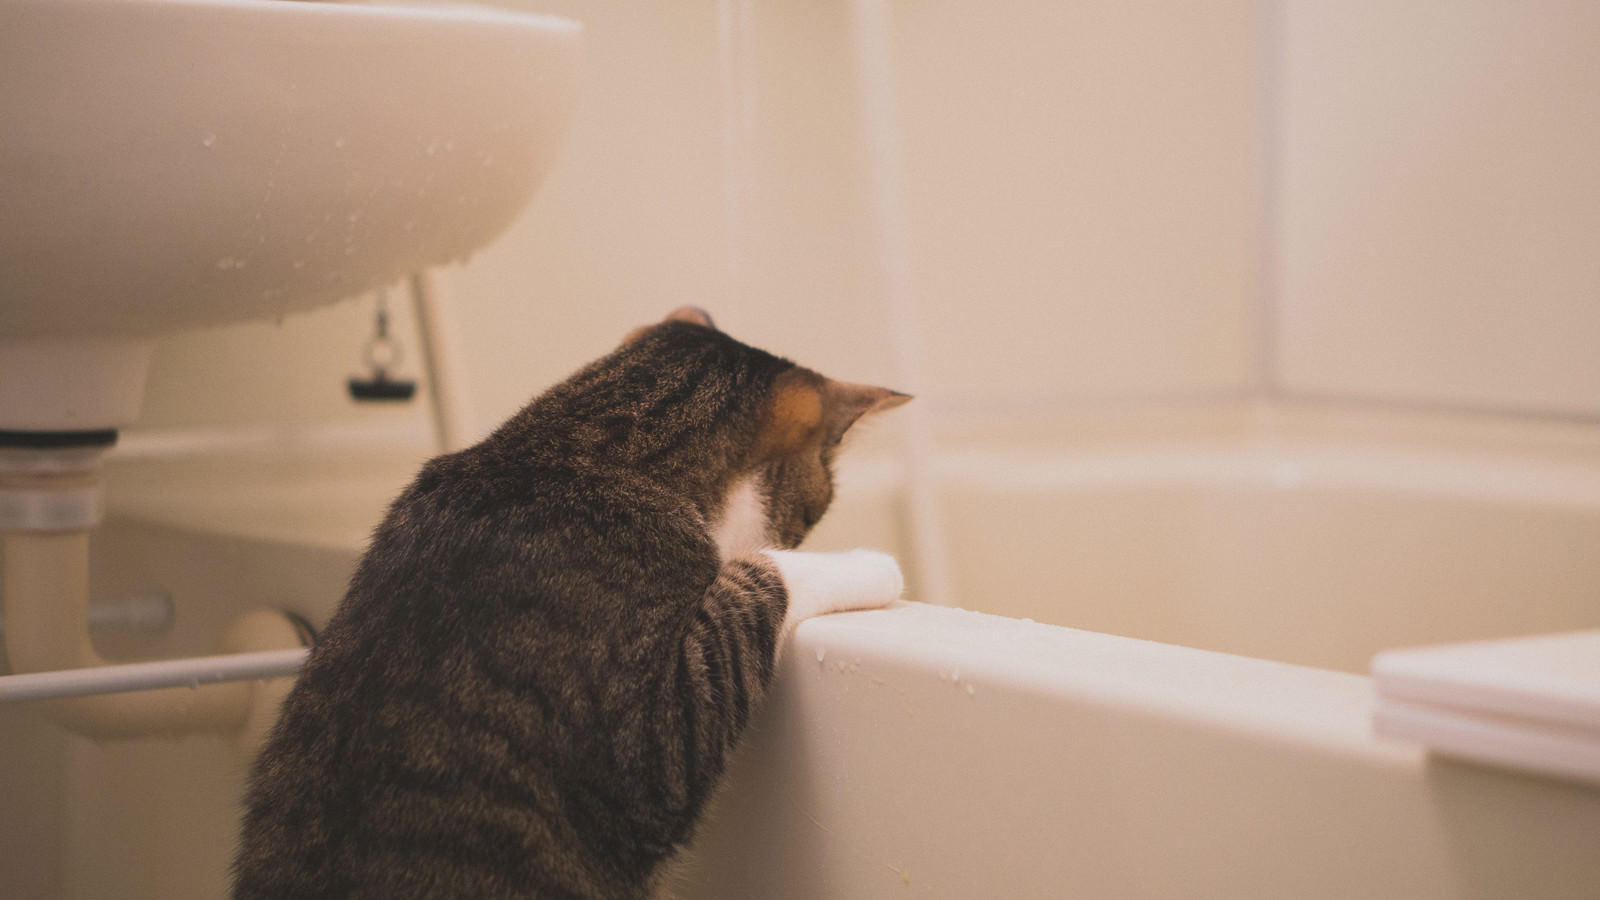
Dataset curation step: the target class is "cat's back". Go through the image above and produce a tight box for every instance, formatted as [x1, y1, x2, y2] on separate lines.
[236, 443, 714, 900]
[357, 440, 715, 612]
[237, 314, 805, 899]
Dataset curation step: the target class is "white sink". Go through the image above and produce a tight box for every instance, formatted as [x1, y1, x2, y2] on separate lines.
[0, 0, 580, 433]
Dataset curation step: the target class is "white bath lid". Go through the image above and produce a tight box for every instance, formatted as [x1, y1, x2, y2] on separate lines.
[1372, 629, 1600, 787]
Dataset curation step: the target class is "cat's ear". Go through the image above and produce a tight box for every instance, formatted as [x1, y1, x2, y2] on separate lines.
[621, 306, 718, 346]
[821, 380, 911, 445]
[756, 372, 909, 459]
[664, 306, 716, 329]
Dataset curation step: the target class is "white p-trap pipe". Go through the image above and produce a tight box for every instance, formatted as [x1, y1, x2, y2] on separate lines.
[2, 529, 307, 742]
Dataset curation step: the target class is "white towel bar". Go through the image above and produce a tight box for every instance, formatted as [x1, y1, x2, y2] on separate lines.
[0, 647, 308, 703]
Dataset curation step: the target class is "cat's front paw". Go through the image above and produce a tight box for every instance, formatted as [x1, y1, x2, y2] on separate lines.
[761, 548, 904, 625]
[835, 548, 904, 609]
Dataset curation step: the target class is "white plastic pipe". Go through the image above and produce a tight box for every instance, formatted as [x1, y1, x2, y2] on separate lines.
[410, 271, 475, 452]
[0, 591, 173, 639]
[1, 528, 306, 742]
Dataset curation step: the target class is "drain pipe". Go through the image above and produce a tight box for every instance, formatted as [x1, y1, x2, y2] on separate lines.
[0, 441, 307, 746]
[410, 271, 474, 452]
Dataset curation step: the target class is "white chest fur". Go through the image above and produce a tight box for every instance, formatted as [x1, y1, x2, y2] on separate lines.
[710, 474, 905, 655]
[711, 474, 771, 563]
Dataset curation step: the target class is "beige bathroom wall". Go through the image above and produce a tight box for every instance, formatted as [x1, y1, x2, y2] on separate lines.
[0, 704, 68, 897]
[137, 288, 433, 441]
[436, 0, 897, 442]
[890, 0, 1260, 412]
[1273, 0, 1600, 418]
[432, 0, 1261, 437]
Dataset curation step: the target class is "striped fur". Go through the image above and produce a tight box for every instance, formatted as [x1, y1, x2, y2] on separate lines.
[234, 311, 905, 899]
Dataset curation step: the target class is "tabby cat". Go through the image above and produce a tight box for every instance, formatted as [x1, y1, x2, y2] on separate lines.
[234, 307, 909, 899]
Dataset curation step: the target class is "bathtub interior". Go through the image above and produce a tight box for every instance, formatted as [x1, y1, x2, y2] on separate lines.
[942, 479, 1600, 674]
[89, 404, 1600, 683]
[925, 405, 1600, 674]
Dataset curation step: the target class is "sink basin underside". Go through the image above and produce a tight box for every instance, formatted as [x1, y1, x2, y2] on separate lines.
[0, 0, 581, 339]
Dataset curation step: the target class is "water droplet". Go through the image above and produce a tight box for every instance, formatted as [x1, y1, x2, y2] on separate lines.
[215, 256, 245, 270]
[815, 647, 826, 663]
[951, 668, 961, 683]
[334, 137, 347, 149]
[201, 133, 217, 148]
[966, 683, 975, 697]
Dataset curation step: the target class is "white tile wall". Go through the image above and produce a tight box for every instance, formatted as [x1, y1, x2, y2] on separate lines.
[890, 0, 1259, 410]
[440, 0, 900, 441]
[443, 0, 1261, 429]
[1273, 0, 1600, 418]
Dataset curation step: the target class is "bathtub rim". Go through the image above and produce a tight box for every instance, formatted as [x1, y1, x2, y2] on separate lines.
[800, 601, 1421, 768]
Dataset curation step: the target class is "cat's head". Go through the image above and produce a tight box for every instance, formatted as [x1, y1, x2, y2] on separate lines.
[620, 307, 909, 553]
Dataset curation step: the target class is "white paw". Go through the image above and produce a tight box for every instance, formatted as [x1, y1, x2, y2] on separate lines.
[839, 549, 905, 607]
[762, 548, 904, 627]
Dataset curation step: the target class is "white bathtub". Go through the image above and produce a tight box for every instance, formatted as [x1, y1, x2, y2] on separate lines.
[678, 405, 1600, 898]
[4, 409, 1599, 898]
